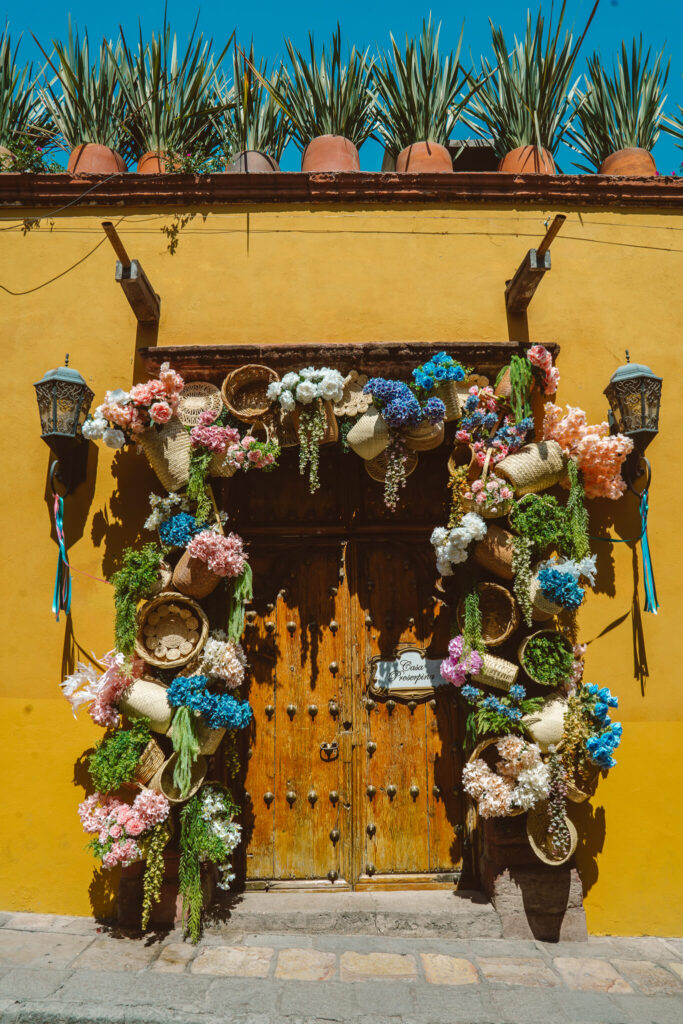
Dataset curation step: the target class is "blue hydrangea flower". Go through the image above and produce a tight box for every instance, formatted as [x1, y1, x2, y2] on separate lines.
[538, 567, 585, 610]
[461, 685, 482, 702]
[158, 512, 202, 547]
[167, 674, 253, 731]
[509, 684, 527, 702]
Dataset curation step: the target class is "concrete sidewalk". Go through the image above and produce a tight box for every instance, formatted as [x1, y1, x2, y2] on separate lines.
[0, 910, 681, 1023]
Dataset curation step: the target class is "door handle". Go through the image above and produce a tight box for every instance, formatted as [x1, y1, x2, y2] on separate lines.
[320, 741, 339, 762]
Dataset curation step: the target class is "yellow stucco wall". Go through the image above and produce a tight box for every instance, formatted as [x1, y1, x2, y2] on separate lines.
[1, 200, 681, 934]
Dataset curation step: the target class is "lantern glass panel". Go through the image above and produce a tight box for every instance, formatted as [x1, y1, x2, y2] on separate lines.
[34, 383, 54, 435]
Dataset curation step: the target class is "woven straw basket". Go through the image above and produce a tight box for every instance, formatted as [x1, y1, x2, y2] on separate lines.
[222, 365, 279, 422]
[172, 550, 221, 600]
[473, 525, 515, 581]
[292, 399, 338, 445]
[529, 572, 564, 620]
[472, 652, 519, 691]
[119, 678, 173, 734]
[566, 766, 599, 804]
[365, 447, 418, 483]
[149, 753, 207, 805]
[138, 418, 192, 492]
[208, 451, 238, 478]
[495, 440, 567, 496]
[433, 380, 462, 422]
[526, 802, 578, 865]
[333, 371, 372, 418]
[134, 738, 166, 785]
[176, 382, 224, 427]
[403, 419, 444, 452]
[347, 407, 389, 460]
[456, 583, 519, 648]
[148, 560, 173, 597]
[461, 449, 512, 519]
[468, 738, 524, 818]
[135, 592, 209, 670]
[521, 696, 568, 753]
[447, 443, 479, 482]
[518, 629, 573, 687]
[494, 365, 512, 399]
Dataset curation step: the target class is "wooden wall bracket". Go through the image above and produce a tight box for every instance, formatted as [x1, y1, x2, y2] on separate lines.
[102, 221, 160, 324]
[505, 214, 566, 314]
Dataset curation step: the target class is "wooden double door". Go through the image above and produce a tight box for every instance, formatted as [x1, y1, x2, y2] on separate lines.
[238, 537, 464, 889]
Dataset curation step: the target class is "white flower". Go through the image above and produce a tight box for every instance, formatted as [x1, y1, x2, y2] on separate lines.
[461, 513, 487, 541]
[103, 428, 126, 449]
[511, 763, 551, 810]
[280, 391, 296, 412]
[281, 372, 300, 390]
[266, 381, 282, 401]
[431, 527, 448, 546]
[320, 376, 344, 402]
[106, 388, 129, 404]
[295, 380, 317, 404]
[436, 558, 453, 576]
[299, 366, 317, 380]
[82, 417, 106, 440]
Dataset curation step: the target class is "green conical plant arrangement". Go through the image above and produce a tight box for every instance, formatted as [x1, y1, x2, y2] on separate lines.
[566, 38, 670, 175]
[374, 16, 477, 172]
[277, 23, 376, 171]
[213, 43, 289, 172]
[35, 19, 131, 172]
[465, 0, 599, 173]
[116, 13, 231, 173]
[0, 26, 54, 171]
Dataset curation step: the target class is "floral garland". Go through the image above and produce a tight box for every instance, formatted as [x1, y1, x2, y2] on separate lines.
[167, 675, 253, 730]
[430, 514, 487, 576]
[83, 362, 184, 448]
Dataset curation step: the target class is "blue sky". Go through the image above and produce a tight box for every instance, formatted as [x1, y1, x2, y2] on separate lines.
[3, 0, 682, 172]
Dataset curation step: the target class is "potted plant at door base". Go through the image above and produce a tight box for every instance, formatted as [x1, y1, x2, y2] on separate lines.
[566, 38, 669, 176]
[375, 18, 475, 173]
[214, 44, 287, 173]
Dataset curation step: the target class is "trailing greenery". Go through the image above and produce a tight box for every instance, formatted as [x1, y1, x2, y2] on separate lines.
[187, 446, 214, 524]
[298, 402, 326, 493]
[566, 38, 670, 171]
[213, 44, 289, 160]
[522, 632, 574, 686]
[228, 563, 253, 642]
[0, 27, 51, 153]
[512, 535, 534, 627]
[277, 24, 376, 149]
[375, 16, 474, 156]
[171, 705, 201, 799]
[447, 464, 469, 527]
[465, 1, 598, 158]
[565, 460, 591, 561]
[547, 750, 571, 857]
[498, 356, 534, 422]
[36, 19, 132, 157]
[509, 493, 570, 554]
[179, 786, 240, 942]
[462, 683, 543, 746]
[463, 589, 484, 655]
[112, 544, 163, 655]
[140, 820, 172, 930]
[87, 717, 151, 792]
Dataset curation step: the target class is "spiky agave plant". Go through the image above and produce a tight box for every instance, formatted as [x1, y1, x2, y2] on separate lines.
[566, 39, 670, 171]
[465, 0, 599, 160]
[0, 26, 51, 157]
[212, 43, 289, 161]
[35, 19, 131, 158]
[374, 16, 475, 157]
[116, 13, 231, 161]
[278, 23, 376, 149]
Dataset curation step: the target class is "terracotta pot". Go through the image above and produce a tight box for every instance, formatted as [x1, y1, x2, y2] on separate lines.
[226, 150, 279, 173]
[137, 151, 168, 174]
[396, 141, 452, 173]
[301, 135, 360, 172]
[67, 144, 127, 174]
[498, 146, 556, 174]
[598, 147, 657, 177]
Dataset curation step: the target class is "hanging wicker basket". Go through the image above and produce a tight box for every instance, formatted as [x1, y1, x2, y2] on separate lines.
[456, 583, 519, 648]
[138, 418, 192, 492]
[347, 407, 389, 460]
[135, 593, 209, 670]
[172, 550, 221, 600]
[365, 447, 418, 483]
[403, 419, 444, 452]
[148, 560, 173, 597]
[566, 766, 600, 804]
[148, 753, 207, 805]
[176, 382, 224, 427]
[461, 449, 513, 519]
[526, 802, 578, 865]
[221, 365, 279, 422]
[472, 652, 519, 691]
[292, 399, 338, 446]
[447, 443, 479, 482]
[495, 441, 567, 496]
[467, 738, 525, 818]
[518, 630, 573, 688]
[521, 695, 568, 752]
[119, 678, 174, 734]
[134, 738, 166, 785]
[433, 380, 462, 422]
[473, 525, 515, 581]
[529, 571, 564, 620]
[208, 451, 238, 478]
[333, 371, 372, 418]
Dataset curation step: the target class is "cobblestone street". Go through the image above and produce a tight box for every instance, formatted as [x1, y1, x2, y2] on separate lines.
[1, 910, 682, 1023]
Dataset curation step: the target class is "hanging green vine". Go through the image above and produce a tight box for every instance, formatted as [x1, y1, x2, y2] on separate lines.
[223, 730, 240, 780]
[463, 589, 484, 654]
[187, 447, 214, 525]
[512, 535, 534, 626]
[298, 402, 326, 493]
[228, 563, 253, 642]
[140, 821, 172, 930]
[171, 705, 201, 799]
[448, 465, 469, 527]
[112, 544, 163, 656]
[565, 459, 591, 561]
[496, 355, 533, 422]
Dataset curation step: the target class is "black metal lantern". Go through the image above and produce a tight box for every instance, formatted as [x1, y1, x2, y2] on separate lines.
[33, 354, 94, 491]
[604, 351, 662, 454]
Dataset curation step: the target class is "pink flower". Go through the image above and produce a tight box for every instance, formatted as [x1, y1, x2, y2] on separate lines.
[198, 409, 219, 427]
[242, 435, 255, 448]
[110, 824, 122, 838]
[187, 531, 247, 578]
[456, 430, 469, 442]
[247, 449, 262, 463]
[126, 819, 145, 836]
[149, 401, 171, 424]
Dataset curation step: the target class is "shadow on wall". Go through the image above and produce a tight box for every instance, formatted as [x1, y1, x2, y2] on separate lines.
[573, 801, 607, 898]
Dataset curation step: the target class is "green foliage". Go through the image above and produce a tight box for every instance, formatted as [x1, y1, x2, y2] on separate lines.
[561, 690, 595, 783]
[87, 717, 151, 792]
[0, 137, 60, 171]
[111, 543, 163, 656]
[498, 356, 534, 422]
[0, 26, 51, 151]
[465, 0, 598, 158]
[171, 705, 200, 800]
[228, 563, 253, 642]
[298, 402, 325, 494]
[36, 19, 132, 156]
[375, 16, 474, 155]
[447, 464, 469, 528]
[522, 633, 574, 686]
[213, 44, 290, 160]
[140, 820, 171, 931]
[509, 493, 570, 555]
[279, 24, 376, 149]
[179, 787, 240, 943]
[464, 691, 543, 747]
[565, 460, 591, 561]
[463, 589, 483, 655]
[187, 446, 214, 525]
[512, 535, 534, 627]
[567, 38, 670, 171]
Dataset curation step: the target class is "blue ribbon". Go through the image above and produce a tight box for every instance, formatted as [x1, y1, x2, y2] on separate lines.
[639, 489, 658, 614]
[52, 479, 71, 621]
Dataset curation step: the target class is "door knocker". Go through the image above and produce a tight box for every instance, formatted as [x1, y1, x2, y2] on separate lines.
[320, 740, 339, 762]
